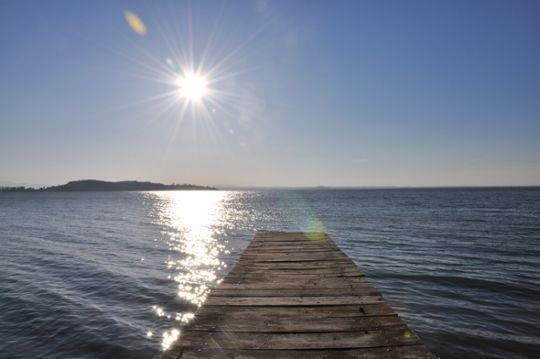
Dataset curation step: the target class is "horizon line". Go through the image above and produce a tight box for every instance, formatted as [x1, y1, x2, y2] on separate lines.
[2, 179, 539, 190]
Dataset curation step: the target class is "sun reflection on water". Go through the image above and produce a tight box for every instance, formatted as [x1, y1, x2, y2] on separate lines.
[150, 190, 229, 351]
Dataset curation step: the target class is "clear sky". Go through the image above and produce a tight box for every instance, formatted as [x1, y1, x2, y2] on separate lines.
[1, 0, 539, 187]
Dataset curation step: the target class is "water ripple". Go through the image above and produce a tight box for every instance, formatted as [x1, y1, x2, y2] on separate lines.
[0, 188, 539, 358]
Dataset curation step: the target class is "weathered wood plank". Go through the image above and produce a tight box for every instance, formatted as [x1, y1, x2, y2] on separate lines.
[237, 257, 351, 263]
[195, 303, 397, 318]
[242, 251, 345, 256]
[174, 345, 435, 359]
[246, 242, 338, 248]
[232, 263, 358, 270]
[217, 279, 372, 289]
[221, 275, 368, 285]
[232, 260, 358, 269]
[170, 232, 433, 358]
[185, 314, 403, 332]
[205, 295, 384, 306]
[236, 257, 355, 264]
[209, 287, 380, 297]
[247, 245, 338, 249]
[234, 259, 354, 265]
[244, 247, 340, 253]
[223, 272, 367, 284]
[251, 232, 328, 240]
[177, 327, 420, 350]
[228, 267, 361, 276]
[248, 237, 323, 243]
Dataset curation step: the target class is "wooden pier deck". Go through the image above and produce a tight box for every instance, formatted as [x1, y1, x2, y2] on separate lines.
[170, 232, 434, 358]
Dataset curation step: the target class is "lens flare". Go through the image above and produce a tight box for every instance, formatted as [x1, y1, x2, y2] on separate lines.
[124, 11, 147, 36]
[166, 57, 178, 71]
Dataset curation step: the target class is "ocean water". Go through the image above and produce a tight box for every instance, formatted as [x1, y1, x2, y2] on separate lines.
[1, 188, 539, 358]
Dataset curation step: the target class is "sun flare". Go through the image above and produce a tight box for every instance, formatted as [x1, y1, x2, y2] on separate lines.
[119, 9, 265, 141]
[176, 72, 209, 102]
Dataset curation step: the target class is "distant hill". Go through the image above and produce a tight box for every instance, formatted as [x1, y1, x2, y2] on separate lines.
[0, 180, 216, 192]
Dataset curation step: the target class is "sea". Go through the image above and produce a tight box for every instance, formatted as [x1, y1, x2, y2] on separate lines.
[1, 188, 539, 358]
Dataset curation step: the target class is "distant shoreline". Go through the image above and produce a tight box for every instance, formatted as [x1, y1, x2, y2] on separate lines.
[2, 183, 539, 193]
[0, 180, 217, 192]
[216, 185, 540, 190]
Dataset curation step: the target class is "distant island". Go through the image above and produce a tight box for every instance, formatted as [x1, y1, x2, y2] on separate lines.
[0, 180, 217, 192]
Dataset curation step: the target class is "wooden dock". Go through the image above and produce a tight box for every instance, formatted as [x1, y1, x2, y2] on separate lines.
[169, 232, 434, 358]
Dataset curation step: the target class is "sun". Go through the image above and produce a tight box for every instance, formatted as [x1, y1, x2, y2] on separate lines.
[176, 72, 209, 102]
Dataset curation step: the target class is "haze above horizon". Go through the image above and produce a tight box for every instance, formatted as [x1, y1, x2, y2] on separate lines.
[1, 0, 539, 187]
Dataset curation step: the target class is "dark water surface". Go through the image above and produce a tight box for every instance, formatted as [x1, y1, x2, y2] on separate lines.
[1, 188, 539, 358]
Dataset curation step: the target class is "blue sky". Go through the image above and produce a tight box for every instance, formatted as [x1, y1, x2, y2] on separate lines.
[1, 0, 539, 186]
